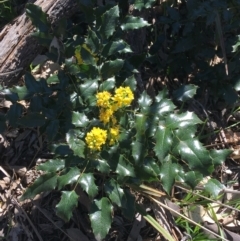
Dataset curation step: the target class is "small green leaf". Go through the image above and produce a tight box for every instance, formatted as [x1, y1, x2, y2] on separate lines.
[20, 172, 57, 200]
[11, 86, 29, 100]
[79, 173, 98, 198]
[102, 40, 132, 57]
[56, 191, 79, 222]
[79, 79, 98, 102]
[66, 129, 85, 158]
[99, 77, 115, 91]
[182, 171, 203, 189]
[154, 125, 173, 160]
[154, 99, 176, 117]
[45, 119, 59, 141]
[99, 5, 119, 39]
[37, 159, 65, 172]
[210, 149, 232, 166]
[116, 155, 135, 179]
[72, 111, 89, 127]
[50, 144, 73, 156]
[132, 140, 147, 165]
[138, 91, 152, 108]
[90, 197, 113, 241]
[204, 179, 225, 198]
[2, 89, 19, 102]
[86, 29, 100, 53]
[135, 114, 148, 139]
[232, 35, 240, 52]
[132, 0, 155, 10]
[57, 167, 80, 190]
[7, 103, 23, 127]
[92, 159, 110, 174]
[121, 16, 150, 31]
[26, 3, 50, 32]
[173, 84, 198, 102]
[166, 112, 202, 129]
[104, 178, 124, 207]
[18, 113, 46, 127]
[25, 72, 41, 93]
[101, 60, 124, 79]
[124, 75, 136, 91]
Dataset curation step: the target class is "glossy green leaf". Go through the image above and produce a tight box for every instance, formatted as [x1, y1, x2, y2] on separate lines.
[7, 103, 23, 127]
[26, 3, 50, 32]
[86, 29, 100, 54]
[91, 159, 110, 174]
[173, 84, 198, 102]
[124, 75, 136, 91]
[204, 179, 225, 198]
[79, 79, 98, 101]
[99, 5, 119, 39]
[132, 0, 155, 10]
[72, 111, 89, 127]
[104, 178, 124, 207]
[50, 144, 73, 156]
[182, 171, 203, 189]
[79, 173, 98, 198]
[154, 125, 172, 160]
[66, 129, 85, 158]
[154, 99, 176, 117]
[121, 16, 150, 31]
[57, 167, 80, 190]
[11, 86, 29, 100]
[56, 191, 79, 222]
[101, 60, 124, 79]
[166, 112, 202, 129]
[20, 172, 57, 200]
[99, 77, 116, 91]
[116, 155, 135, 179]
[177, 138, 212, 175]
[160, 156, 180, 194]
[102, 40, 132, 57]
[18, 113, 46, 127]
[132, 140, 147, 165]
[138, 91, 152, 108]
[210, 149, 232, 166]
[90, 197, 113, 241]
[135, 114, 148, 139]
[37, 159, 65, 172]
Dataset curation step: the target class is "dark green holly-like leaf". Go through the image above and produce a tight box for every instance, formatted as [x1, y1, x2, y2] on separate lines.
[37, 159, 65, 172]
[72, 111, 89, 127]
[210, 149, 232, 166]
[99, 77, 115, 91]
[57, 167, 80, 190]
[26, 3, 50, 32]
[11, 86, 29, 100]
[92, 159, 110, 174]
[56, 191, 79, 222]
[122, 189, 135, 220]
[99, 5, 119, 39]
[86, 29, 100, 54]
[173, 84, 198, 102]
[79, 173, 98, 198]
[124, 75, 136, 91]
[20, 172, 57, 200]
[18, 113, 46, 127]
[102, 40, 132, 57]
[101, 60, 124, 79]
[50, 143, 73, 156]
[7, 103, 23, 127]
[121, 16, 150, 31]
[79, 79, 98, 102]
[181, 171, 203, 189]
[138, 91, 152, 108]
[104, 178, 124, 207]
[116, 155, 135, 179]
[166, 112, 202, 129]
[131, 0, 155, 10]
[66, 129, 85, 158]
[25, 72, 41, 94]
[2, 89, 19, 102]
[45, 119, 59, 141]
[151, 99, 175, 117]
[135, 114, 148, 139]
[204, 179, 225, 198]
[154, 125, 173, 160]
[232, 35, 240, 52]
[90, 197, 113, 241]
[132, 140, 147, 165]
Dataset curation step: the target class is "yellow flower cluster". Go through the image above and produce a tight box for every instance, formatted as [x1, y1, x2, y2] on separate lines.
[85, 127, 107, 151]
[85, 86, 134, 151]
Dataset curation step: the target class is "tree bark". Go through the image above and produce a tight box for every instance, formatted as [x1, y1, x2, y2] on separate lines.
[0, 0, 78, 86]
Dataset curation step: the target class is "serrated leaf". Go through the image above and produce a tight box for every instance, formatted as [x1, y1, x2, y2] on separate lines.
[18, 113, 46, 127]
[56, 191, 79, 222]
[86, 29, 100, 53]
[124, 75, 136, 91]
[116, 155, 135, 179]
[79, 173, 98, 198]
[92, 159, 110, 174]
[150, 99, 175, 117]
[132, 0, 155, 10]
[90, 197, 113, 241]
[99, 77, 115, 91]
[79, 79, 98, 102]
[182, 171, 203, 189]
[132, 140, 147, 165]
[210, 149, 232, 166]
[102, 40, 132, 57]
[104, 178, 124, 207]
[121, 16, 150, 31]
[37, 159, 65, 172]
[101, 60, 124, 79]
[72, 111, 89, 127]
[166, 112, 202, 129]
[99, 5, 119, 39]
[173, 84, 198, 102]
[154, 125, 173, 160]
[66, 129, 85, 158]
[138, 91, 152, 108]
[20, 172, 57, 200]
[177, 139, 212, 175]
[26, 4, 50, 32]
[57, 167, 80, 190]
[135, 114, 148, 139]
[204, 179, 225, 198]
[160, 156, 180, 194]
[7, 103, 23, 127]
